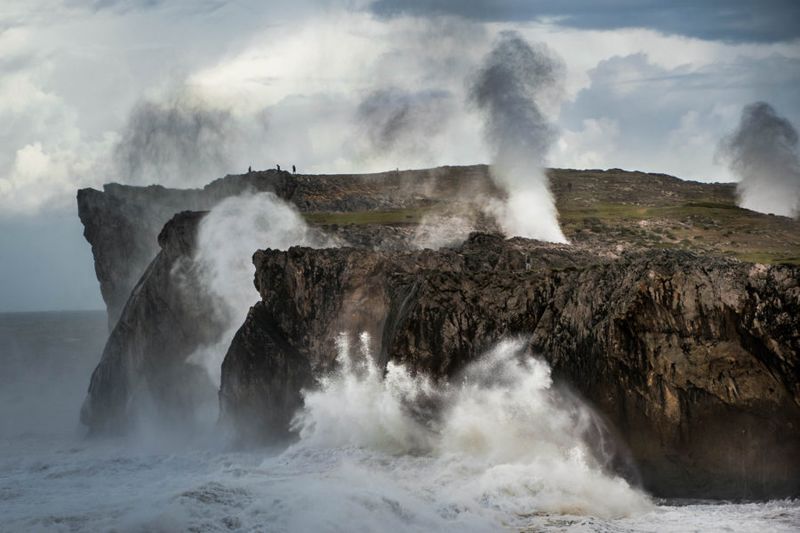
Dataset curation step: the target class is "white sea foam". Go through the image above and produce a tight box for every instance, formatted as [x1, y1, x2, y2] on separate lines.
[2, 314, 799, 532]
[188, 191, 329, 389]
[292, 334, 650, 524]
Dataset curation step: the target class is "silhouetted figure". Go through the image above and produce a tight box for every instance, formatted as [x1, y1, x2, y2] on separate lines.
[248, 166, 252, 173]
[277, 164, 281, 171]
[292, 165, 296, 174]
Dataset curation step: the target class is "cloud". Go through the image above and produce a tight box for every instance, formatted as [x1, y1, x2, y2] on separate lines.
[0, 59, 115, 214]
[370, 0, 800, 43]
[556, 117, 620, 169]
[554, 52, 800, 181]
[182, 12, 490, 173]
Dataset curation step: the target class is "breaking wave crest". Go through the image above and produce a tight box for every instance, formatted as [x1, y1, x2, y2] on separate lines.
[289, 333, 652, 523]
[4, 316, 799, 532]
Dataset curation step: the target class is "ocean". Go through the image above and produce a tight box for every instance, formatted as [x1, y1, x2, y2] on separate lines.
[0, 311, 798, 532]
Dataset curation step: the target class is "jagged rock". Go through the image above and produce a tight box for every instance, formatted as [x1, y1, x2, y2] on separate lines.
[77, 165, 778, 332]
[76, 165, 800, 499]
[80, 211, 225, 433]
[77, 209, 464, 433]
[220, 234, 800, 498]
[76, 171, 298, 329]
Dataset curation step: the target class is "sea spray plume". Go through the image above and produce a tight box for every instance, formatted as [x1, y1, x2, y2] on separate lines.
[470, 31, 567, 242]
[113, 92, 270, 188]
[187, 192, 332, 389]
[718, 102, 800, 218]
[412, 213, 474, 249]
[294, 331, 437, 453]
[292, 335, 650, 519]
[113, 96, 237, 187]
[355, 88, 455, 161]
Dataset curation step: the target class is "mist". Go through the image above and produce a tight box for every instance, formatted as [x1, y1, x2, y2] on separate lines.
[0, 311, 107, 439]
[718, 102, 800, 218]
[294, 334, 650, 520]
[354, 88, 456, 164]
[469, 31, 566, 242]
[113, 94, 270, 188]
[188, 192, 332, 388]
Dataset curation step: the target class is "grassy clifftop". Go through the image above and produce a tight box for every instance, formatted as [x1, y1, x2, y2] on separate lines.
[303, 167, 800, 265]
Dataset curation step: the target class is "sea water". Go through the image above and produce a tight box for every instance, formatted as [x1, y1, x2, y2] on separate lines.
[0, 311, 797, 532]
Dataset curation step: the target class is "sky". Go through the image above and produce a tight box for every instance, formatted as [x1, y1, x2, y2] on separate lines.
[0, 0, 798, 311]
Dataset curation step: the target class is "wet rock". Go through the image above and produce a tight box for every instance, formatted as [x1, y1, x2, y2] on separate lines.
[76, 166, 498, 329]
[222, 235, 800, 499]
[80, 211, 224, 433]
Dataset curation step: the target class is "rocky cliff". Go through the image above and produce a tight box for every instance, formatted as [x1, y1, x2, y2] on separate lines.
[80, 210, 225, 433]
[220, 234, 800, 498]
[77, 166, 498, 328]
[79, 165, 800, 331]
[77, 165, 800, 499]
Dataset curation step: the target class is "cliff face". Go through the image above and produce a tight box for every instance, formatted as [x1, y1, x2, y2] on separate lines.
[77, 166, 498, 328]
[80, 210, 225, 433]
[77, 165, 800, 499]
[76, 171, 298, 328]
[220, 234, 800, 498]
[79, 203, 446, 433]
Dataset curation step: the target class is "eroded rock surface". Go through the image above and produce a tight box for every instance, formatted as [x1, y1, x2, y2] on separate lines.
[77, 166, 800, 499]
[80, 211, 224, 433]
[77, 166, 497, 328]
[221, 234, 800, 498]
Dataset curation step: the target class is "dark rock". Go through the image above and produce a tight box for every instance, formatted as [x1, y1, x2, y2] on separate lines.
[80, 211, 225, 433]
[77, 166, 498, 329]
[76, 165, 800, 499]
[221, 235, 800, 499]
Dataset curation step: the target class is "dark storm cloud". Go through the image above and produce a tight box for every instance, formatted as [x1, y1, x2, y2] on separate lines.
[370, 0, 800, 43]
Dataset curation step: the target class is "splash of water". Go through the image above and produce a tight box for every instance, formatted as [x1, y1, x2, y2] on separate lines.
[717, 101, 800, 218]
[189, 192, 331, 388]
[470, 31, 567, 242]
[291, 334, 650, 521]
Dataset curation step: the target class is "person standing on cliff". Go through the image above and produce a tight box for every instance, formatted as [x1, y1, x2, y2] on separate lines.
[292, 165, 296, 174]
[277, 164, 281, 171]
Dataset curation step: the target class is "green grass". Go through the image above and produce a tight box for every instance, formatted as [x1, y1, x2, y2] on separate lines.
[730, 252, 800, 266]
[303, 207, 430, 226]
[300, 200, 800, 267]
[559, 202, 751, 223]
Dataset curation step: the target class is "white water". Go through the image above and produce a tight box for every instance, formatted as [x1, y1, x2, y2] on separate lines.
[1, 313, 799, 532]
[187, 191, 330, 388]
[291, 334, 650, 526]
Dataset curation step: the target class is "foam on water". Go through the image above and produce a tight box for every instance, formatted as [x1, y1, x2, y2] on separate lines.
[1, 313, 798, 532]
[3, 436, 799, 532]
[292, 333, 650, 524]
